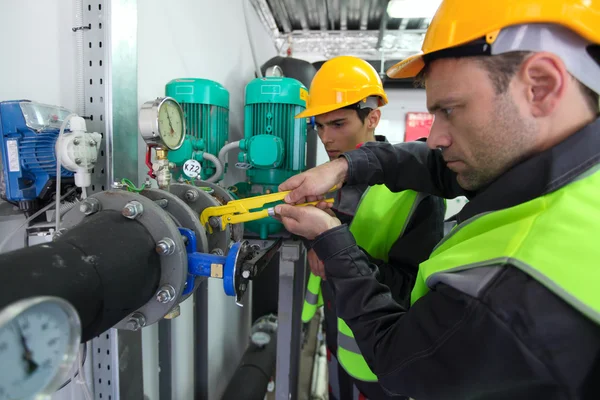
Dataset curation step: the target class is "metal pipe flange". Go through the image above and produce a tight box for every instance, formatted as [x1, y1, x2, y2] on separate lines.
[61, 190, 188, 329]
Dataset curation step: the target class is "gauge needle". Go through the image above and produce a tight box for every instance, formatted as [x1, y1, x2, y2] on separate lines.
[15, 323, 38, 375]
[165, 108, 175, 135]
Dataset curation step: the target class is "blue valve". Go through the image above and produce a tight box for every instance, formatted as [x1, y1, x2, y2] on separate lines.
[178, 227, 243, 297]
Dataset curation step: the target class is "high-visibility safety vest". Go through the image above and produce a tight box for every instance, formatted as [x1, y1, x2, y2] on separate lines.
[337, 186, 425, 382]
[301, 272, 324, 323]
[411, 166, 600, 332]
[299, 183, 427, 381]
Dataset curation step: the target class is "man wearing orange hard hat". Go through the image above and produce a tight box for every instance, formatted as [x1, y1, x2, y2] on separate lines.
[275, 0, 600, 398]
[298, 56, 445, 400]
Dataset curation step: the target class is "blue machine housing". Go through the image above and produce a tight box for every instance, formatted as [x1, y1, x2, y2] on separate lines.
[0, 100, 74, 203]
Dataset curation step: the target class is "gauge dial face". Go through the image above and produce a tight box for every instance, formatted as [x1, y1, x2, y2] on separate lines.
[0, 298, 80, 400]
[157, 99, 185, 150]
[251, 331, 271, 347]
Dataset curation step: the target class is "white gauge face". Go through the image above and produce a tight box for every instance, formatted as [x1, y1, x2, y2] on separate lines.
[251, 331, 271, 347]
[157, 99, 185, 150]
[0, 298, 80, 400]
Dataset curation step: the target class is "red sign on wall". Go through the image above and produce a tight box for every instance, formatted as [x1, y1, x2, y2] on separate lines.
[405, 112, 434, 142]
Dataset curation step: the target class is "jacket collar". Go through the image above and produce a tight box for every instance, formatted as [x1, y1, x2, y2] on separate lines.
[456, 117, 600, 224]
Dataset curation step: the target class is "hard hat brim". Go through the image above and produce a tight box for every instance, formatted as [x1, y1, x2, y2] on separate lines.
[386, 53, 426, 79]
[295, 102, 361, 119]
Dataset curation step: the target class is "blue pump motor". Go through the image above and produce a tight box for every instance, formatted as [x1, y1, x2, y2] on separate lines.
[0, 100, 74, 211]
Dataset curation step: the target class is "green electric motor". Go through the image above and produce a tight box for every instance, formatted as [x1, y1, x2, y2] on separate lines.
[234, 76, 309, 238]
[165, 78, 229, 181]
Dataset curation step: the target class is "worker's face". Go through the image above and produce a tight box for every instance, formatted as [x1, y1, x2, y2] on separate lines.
[314, 108, 380, 160]
[425, 57, 538, 191]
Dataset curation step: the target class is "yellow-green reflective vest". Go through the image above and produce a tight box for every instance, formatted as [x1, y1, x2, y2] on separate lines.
[337, 186, 425, 382]
[301, 272, 324, 323]
[411, 167, 600, 328]
[300, 185, 422, 324]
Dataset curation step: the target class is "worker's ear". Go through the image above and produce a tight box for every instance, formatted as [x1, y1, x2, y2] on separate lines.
[519, 52, 567, 118]
[366, 108, 381, 130]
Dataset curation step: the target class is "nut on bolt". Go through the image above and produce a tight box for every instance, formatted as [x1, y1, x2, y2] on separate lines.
[209, 216, 221, 229]
[125, 312, 146, 331]
[156, 285, 176, 303]
[184, 189, 199, 202]
[79, 198, 101, 215]
[154, 199, 169, 208]
[156, 238, 176, 256]
[122, 201, 144, 219]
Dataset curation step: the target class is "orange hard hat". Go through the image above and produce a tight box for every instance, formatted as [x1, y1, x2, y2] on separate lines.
[387, 0, 600, 79]
[296, 56, 388, 119]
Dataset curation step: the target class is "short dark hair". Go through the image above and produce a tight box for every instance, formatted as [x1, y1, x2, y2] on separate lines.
[342, 103, 373, 123]
[415, 52, 599, 113]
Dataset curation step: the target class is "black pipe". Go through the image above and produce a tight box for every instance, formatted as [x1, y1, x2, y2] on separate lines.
[221, 322, 278, 400]
[0, 210, 161, 342]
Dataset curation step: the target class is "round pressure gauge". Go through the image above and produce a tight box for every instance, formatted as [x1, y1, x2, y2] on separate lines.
[0, 296, 81, 400]
[138, 97, 186, 150]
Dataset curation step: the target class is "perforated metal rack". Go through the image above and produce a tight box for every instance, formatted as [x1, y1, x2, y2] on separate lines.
[82, 1, 141, 399]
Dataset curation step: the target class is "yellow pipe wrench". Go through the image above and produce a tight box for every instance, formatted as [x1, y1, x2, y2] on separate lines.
[200, 186, 338, 232]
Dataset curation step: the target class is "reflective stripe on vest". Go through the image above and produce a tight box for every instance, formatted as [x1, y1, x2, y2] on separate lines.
[337, 186, 427, 382]
[411, 165, 600, 325]
[302, 272, 324, 323]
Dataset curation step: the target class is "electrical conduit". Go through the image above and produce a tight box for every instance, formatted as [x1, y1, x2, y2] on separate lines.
[218, 140, 241, 167]
[59, 201, 77, 216]
[202, 152, 224, 183]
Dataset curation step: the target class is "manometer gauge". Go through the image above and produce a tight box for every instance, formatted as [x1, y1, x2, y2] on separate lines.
[138, 97, 186, 150]
[0, 296, 81, 400]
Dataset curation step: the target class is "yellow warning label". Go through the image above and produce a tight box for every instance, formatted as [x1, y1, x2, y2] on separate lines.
[299, 88, 308, 102]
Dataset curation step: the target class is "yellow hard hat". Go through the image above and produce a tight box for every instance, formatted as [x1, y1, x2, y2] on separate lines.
[296, 56, 388, 119]
[387, 0, 600, 79]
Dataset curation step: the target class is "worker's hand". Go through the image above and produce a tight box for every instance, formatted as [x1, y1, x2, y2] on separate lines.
[307, 249, 326, 280]
[279, 158, 349, 204]
[274, 204, 341, 240]
[318, 204, 336, 216]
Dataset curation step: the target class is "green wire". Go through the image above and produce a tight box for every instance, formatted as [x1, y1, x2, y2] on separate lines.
[121, 178, 145, 193]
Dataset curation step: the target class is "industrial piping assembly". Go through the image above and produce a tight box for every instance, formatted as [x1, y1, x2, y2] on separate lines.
[0, 178, 283, 342]
[0, 65, 315, 399]
[0, 93, 289, 346]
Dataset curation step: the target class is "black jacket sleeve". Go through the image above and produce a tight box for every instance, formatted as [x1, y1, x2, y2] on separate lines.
[369, 195, 445, 308]
[301, 237, 313, 251]
[311, 226, 570, 400]
[342, 140, 469, 199]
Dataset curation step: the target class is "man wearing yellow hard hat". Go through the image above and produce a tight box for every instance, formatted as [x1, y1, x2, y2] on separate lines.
[298, 56, 445, 400]
[276, 0, 600, 398]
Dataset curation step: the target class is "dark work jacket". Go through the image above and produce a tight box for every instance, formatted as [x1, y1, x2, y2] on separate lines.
[311, 119, 600, 400]
[306, 135, 445, 399]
